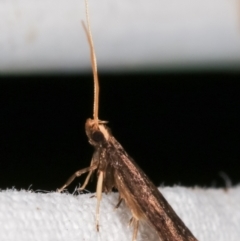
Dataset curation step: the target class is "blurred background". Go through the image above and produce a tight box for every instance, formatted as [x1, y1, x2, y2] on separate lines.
[0, 0, 240, 192]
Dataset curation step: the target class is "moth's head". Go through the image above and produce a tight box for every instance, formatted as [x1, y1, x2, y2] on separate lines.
[85, 118, 110, 146]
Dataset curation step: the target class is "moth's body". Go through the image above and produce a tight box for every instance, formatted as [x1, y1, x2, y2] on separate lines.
[84, 118, 198, 241]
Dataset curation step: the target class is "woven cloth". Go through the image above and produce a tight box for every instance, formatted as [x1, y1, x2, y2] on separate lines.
[0, 186, 239, 241]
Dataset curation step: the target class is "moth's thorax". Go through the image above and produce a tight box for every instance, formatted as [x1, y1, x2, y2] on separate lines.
[85, 118, 110, 146]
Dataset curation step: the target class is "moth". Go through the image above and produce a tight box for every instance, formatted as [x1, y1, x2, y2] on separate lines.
[58, 1, 199, 241]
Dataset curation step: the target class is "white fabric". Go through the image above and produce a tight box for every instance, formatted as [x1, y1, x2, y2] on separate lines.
[0, 186, 239, 241]
[0, 0, 240, 73]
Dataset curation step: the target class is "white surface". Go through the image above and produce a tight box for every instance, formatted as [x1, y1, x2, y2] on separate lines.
[0, 0, 240, 73]
[0, 186, 240, 241]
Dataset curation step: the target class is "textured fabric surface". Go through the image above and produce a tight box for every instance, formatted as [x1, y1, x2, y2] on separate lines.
[0, 186, 239, 241]
[0, 0, 240, 72]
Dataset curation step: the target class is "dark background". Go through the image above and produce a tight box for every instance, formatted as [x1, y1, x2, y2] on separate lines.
[0, 72, 239, 192]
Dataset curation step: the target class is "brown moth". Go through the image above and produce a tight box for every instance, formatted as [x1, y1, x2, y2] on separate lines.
[58, 1, 199, 241]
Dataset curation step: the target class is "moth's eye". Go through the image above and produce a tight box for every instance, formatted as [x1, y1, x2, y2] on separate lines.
[92, 131, 104, 142]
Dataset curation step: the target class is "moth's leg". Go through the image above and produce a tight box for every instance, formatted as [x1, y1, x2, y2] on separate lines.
[58, 163, 98, 192]
[78, 169, 93, 191]
[96, 170, 104, 231]
[132, 217, 139, 241]
[79, 156, 99, 191]
[128, 217, 139, 241]
[128, 217, 133, 226]
[114, 197, 123, 209]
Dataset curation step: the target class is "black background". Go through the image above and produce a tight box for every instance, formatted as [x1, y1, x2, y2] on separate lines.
[0, 72, 239, 192]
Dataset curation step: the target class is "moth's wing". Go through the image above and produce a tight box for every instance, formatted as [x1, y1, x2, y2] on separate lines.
[108, 137, 197, 241]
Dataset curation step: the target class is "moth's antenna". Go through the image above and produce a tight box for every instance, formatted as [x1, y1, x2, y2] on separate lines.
[82, 0, 99, 125]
